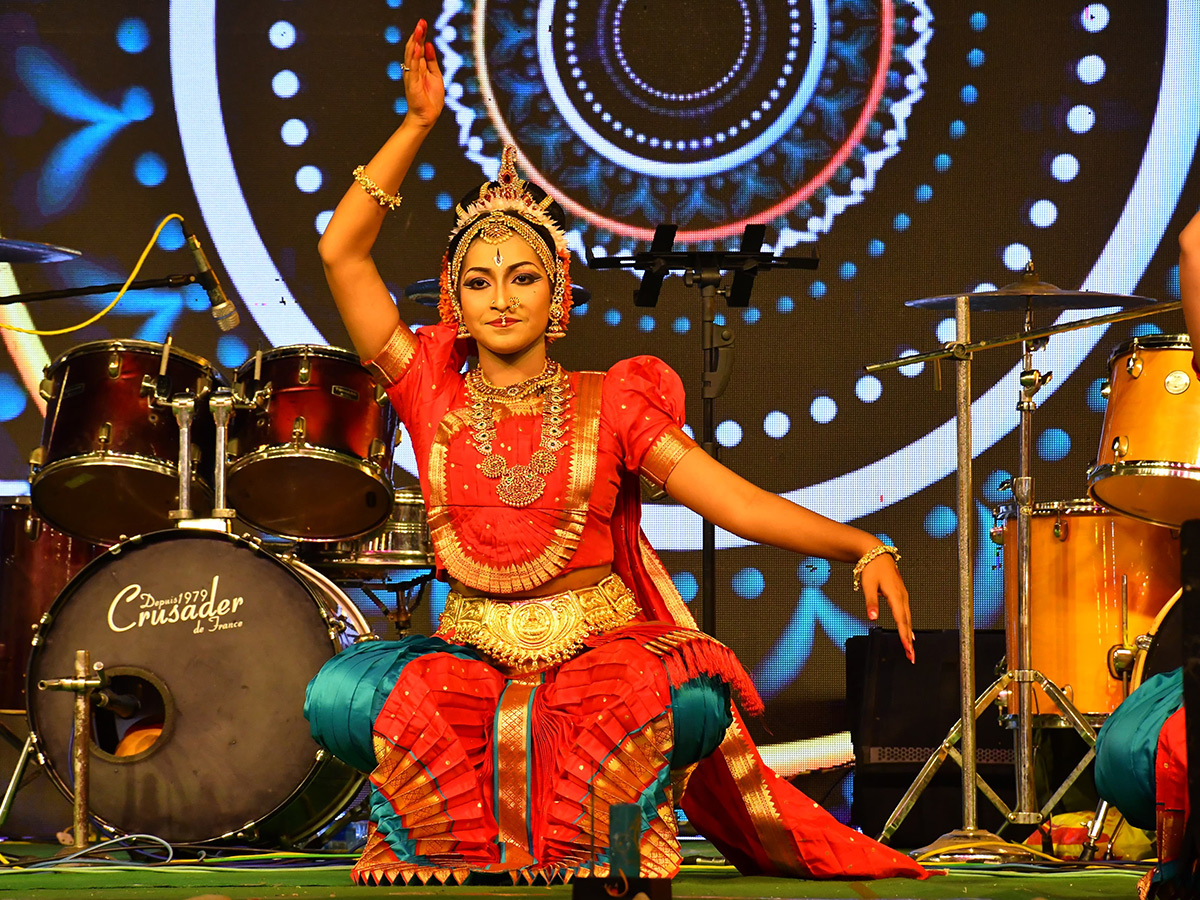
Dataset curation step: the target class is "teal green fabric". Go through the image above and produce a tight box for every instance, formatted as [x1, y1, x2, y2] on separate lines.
[304, 636, 482, 773]
[1094, 667, 1182, 831]
[669, 675, 732, 768]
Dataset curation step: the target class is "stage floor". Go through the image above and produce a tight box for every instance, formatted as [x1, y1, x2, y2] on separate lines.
[0, 852, 1147, 900]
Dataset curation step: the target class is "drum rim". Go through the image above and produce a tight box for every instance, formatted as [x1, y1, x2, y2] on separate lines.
[47, 339, 222, 377]
[24, 527, 366, 844]
[1088, 461, 1200, 527]
[233, 344, 363, 374]
[226, 446, 395, 541]
[1131, 587, 1183, 691]
[995, 497, 1109, 518]
[1107, 332, 1192, 363]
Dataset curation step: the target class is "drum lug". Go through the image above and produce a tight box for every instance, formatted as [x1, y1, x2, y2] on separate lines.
[23, 514, 41, 541]
[28, 446, 43, 469]
[1126, 352, 1143, 378]
[1053, 517, 1067, 541]
[291, 416, 307, 442]
[376, 385, 389, 406]
[1111, 435, 1129, 458]
[39, 377, 56, 401]
[1107, 645, 1135, 679]
[98, 422, 112, 447]
[1098, 379, 1110, 399]
[107, 352, 123, 379]
[368, 438, 386, 464]
[299, 354, 311, 385]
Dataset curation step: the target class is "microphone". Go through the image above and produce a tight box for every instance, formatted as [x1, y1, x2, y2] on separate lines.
[182, 221, 240, 331]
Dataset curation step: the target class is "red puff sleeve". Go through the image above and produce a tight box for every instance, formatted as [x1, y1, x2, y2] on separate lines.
[362, 321, 471, 430]
[603, 356, 699, 488]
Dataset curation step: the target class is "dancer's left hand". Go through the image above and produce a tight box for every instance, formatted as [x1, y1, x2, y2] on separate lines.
[861, 554, 915, 663]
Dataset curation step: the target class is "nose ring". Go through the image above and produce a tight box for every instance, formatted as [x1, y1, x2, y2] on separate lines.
[507, 296, 522, 310]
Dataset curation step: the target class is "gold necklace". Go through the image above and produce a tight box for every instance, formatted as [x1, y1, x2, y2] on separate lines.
[466, 362, 571, 508]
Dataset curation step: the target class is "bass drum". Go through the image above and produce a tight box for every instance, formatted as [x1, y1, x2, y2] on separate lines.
[1131, 588, 1183, 690]
[27, 529, 370, 845]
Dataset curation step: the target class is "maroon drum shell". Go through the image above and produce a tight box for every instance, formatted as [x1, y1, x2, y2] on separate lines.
[227, 346, 398, 540]
[31, 340, 222, 542]
[0, 498, 102, 709]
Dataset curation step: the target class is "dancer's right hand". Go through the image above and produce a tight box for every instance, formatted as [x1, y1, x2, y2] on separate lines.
[403, 18, 444, 129]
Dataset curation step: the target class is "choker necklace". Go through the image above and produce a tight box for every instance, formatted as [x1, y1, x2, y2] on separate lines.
[466, 361, 570, 508]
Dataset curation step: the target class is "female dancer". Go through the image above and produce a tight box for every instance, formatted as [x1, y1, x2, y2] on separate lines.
[306, 19, 923, 885]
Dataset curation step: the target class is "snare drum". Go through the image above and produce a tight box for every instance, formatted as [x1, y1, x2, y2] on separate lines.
[27, 529, 368, 844]
[302, 487, 433, 575]
[227, 346, 398, 541]
[995, 499, 1179, 717]
[1088, 335, 1200, 527]
[31, 340, 223, 543]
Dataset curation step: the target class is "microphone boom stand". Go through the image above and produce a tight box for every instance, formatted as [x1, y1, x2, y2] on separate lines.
[0, 274, 199, 306]
[587, 225, 817, 635]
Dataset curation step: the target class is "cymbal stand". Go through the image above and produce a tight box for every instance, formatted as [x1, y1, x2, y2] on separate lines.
[865, 300, 1153, 860]
[887, 296, 1030, 860]
[0, 733, 36, 830]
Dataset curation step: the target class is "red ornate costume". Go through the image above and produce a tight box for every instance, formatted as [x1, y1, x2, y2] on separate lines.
[305, 320, 928, 885]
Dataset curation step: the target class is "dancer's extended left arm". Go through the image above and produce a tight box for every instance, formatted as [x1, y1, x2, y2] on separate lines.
[664, 447, 915, 661]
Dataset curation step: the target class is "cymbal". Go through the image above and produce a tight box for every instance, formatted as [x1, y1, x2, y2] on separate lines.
[403, 278, 591, 307]
[0, 237, 81, 264]
[907, 264, 1157, 312]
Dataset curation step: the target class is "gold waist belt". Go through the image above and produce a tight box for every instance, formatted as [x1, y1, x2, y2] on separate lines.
[438, 574, 639, 671]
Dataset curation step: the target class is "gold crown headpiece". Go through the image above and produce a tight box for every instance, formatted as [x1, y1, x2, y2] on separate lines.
[448, 146, 568, 253]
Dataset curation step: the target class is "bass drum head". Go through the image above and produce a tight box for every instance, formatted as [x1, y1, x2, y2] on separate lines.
[1133, 588, 1183, 689]
[27, 530, 364, 843]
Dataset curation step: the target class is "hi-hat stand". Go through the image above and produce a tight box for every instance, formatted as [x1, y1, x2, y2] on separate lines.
[866, 288, 1179, 861]
[587, 224, 818, 635]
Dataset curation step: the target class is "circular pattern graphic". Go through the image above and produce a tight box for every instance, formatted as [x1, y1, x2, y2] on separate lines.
[440, 0, 932, 249]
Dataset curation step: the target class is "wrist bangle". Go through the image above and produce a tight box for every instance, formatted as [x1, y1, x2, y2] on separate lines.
[853, 545, 900, 591]
[352, 165, 403, 211]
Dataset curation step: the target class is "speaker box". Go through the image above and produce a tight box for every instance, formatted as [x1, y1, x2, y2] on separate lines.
[845, 629, 1015, 848]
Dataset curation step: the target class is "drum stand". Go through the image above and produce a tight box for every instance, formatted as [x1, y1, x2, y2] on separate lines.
[867, 299, 1111, 861]
[32, 650, 106, 850]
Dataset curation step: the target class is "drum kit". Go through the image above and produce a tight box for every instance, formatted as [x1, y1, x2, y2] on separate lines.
[0, 239, 435, 847]
[868, 264, 1191, 861]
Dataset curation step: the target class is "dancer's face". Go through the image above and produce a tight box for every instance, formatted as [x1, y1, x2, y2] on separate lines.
[458, 235, 552, 358]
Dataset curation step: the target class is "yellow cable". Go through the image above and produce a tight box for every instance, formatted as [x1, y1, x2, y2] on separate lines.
[913, 839, 1064, 864]
[0, 213, 184, 336]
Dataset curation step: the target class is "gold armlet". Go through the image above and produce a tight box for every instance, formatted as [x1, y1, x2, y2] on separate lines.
[362, 325, 418, 388]
[640, 425, 698, 490]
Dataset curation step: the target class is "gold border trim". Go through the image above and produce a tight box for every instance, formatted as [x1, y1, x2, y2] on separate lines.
[719, 716, 796, 866]
[496, 682, 536, 864]
[639, 532, 698, 629]
[363, 324, 419, 388]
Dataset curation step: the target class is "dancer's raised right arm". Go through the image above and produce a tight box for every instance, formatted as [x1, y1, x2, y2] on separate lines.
[317, 19, 444, 360]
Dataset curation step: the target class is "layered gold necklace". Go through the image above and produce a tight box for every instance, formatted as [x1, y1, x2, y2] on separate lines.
[466, 361, 571, 508]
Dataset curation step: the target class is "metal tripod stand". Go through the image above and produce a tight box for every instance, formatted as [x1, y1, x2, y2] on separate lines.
[865, 282, 1175, 861]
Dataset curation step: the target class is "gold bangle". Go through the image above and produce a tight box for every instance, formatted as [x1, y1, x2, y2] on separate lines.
[352, 165, 403, 211]
[852, 545, 900, 591]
